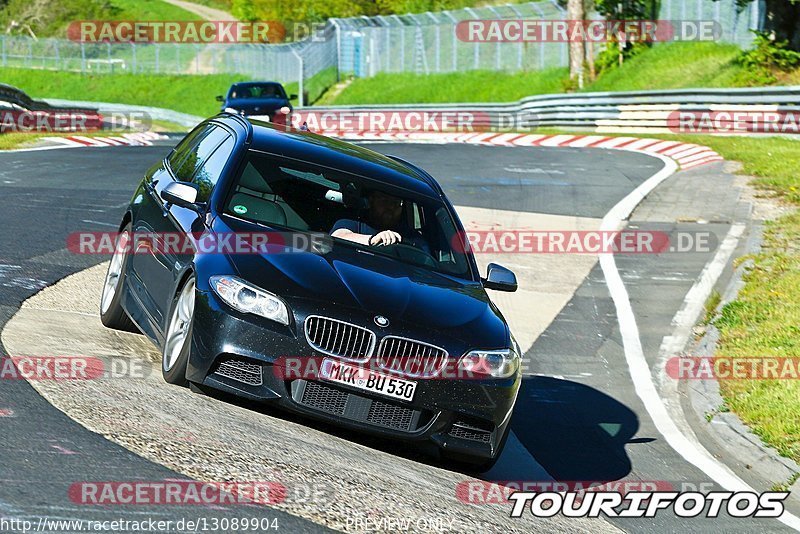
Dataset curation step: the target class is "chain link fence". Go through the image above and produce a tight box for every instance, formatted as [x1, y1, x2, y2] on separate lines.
[659, 0, 764, 47]
[331, 2, 575, 77]
[0, 0, 762, 104]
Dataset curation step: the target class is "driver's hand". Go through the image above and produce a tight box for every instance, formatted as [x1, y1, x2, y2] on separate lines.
[369, 230, 402, 246]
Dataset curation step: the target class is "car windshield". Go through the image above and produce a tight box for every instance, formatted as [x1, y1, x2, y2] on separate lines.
[223, 150, 473, 279]
[230, 84, 285, 99]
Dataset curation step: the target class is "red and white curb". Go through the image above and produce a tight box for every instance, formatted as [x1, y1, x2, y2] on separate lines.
[43, 131, 169, 148]
[320, 130, 723, 171]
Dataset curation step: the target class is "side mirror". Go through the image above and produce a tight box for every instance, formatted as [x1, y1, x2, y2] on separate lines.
[482, 263, 517, 292]
[289, 94, 298, 100]
[215, 95, 224, 102]
[161, 181, 203, 213]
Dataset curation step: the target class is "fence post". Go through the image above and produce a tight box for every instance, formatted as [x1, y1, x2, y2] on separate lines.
[155, 43, 160, 73]
[400, 26, 406, 71]
[292, 48, 304, 107]
[1, 36, 6, 68]
[330, 19, 342, 81]
[464, 8, 480, 69]
[425, 12, 440, 73]
[54, 39, 60, 70]
[441, 10, 457, 72]
[751, 0, 760, 31]
[81, 42, 86, 72]
[486, 6, 501, 70]
[132, 43, 137, 73]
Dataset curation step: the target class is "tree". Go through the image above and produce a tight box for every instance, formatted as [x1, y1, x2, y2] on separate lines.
[567, 0, 586, 87]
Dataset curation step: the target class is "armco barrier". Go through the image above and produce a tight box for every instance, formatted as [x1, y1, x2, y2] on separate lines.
[300, 86, 800, 134]
[0, 83, 97, 114]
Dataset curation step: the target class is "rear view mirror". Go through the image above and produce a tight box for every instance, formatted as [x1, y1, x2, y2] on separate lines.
[289, 94, 298, 100]
[215, 95, 224, 102]
[161, 181, 203, 213]
[483, 263, 517, 292]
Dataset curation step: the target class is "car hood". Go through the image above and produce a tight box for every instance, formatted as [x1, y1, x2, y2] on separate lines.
[215, 218, 509, 346]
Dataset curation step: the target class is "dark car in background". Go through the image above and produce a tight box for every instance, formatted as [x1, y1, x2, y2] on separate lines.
[100, 113, 521, 469]
[216, 82, 295, 126]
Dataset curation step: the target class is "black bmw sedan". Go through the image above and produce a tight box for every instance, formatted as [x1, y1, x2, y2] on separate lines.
[216, 81, 295, 125]
[100, 113, 521, 469]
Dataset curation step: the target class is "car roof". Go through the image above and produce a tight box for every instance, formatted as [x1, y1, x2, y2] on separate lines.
[219, 114, 443, 198]
[232, 81, 282, 87]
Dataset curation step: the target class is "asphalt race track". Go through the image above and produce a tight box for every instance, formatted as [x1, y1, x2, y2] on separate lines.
[0, 141, 796, 532]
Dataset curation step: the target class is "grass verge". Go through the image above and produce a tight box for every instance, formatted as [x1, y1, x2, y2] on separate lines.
[0, 66, 338, 118]
[0, 133, 51, 150]
[0, 131, 131, 150]
[0, 67, 242, 117]
[318, 68, 568, 105]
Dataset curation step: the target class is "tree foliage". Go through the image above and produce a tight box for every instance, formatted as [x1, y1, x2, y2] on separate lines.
[0, 0, 117, 38]
[231, 0, 479, 23]
[733, 0, 800, 51]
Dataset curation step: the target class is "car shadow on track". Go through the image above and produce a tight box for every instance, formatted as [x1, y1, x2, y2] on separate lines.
[485, 376, 638, 486]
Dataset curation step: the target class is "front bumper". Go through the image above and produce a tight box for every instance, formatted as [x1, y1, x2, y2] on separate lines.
[186, 290, 520, 459]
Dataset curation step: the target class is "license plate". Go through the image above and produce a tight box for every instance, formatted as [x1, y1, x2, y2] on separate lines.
[319, 359, 416, 402]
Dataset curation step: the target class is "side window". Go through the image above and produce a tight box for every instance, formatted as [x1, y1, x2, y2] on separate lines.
[192, 135, 235, 202]
[411, 202, 424, 230]
[167, 125, 209, 171]
[172, 126, 229, 182]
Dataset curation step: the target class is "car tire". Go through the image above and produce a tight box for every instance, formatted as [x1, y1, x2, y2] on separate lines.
[161, 275, 196, 387]
[100, 223, 138, 333]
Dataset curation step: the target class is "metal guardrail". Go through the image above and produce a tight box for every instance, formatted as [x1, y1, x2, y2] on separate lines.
[299, 86, 800, 133]
[0, 83, 50, 110]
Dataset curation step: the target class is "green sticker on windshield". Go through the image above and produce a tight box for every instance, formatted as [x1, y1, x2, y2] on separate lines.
[233, 205, 248, 215]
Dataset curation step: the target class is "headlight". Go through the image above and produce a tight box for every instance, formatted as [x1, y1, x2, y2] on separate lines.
[459, 347, 519, 378]
[209, 275, 289, 325]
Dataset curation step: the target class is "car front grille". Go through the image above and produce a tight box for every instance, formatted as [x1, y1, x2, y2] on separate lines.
[367, 399, 416, 431]
[449, 421, 492, 443]
[376, 336, 448, 378]
[304, 315, 375, 362]
[291, 380, 422, 432]
[214, 357, 263, 386]
[299, 380, 348, 416]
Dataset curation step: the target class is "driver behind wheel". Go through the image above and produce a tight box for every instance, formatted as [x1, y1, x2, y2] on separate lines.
[330, 190, 429, 251]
